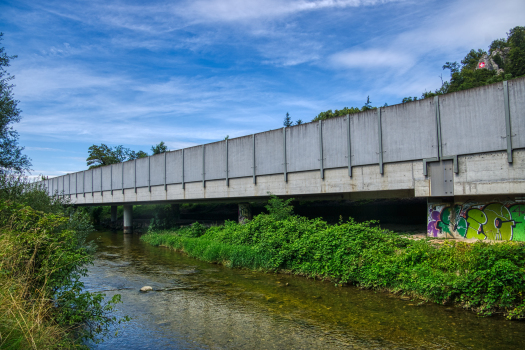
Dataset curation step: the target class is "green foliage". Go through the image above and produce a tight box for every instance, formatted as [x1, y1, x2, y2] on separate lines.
[506, 26, 525, 78]
[283, 112, 292, 127]
[143, 196, 525, 320]
[311, 97, 377, 122]
[151, 141, 168, 155]
[402, 97, 418, 103]
[0, 173, 128, 346]
[0, 33, 31, 174]
[86, 144, 148, 169]
[264, 194, 294, 221]
[295, 119, 303, 125]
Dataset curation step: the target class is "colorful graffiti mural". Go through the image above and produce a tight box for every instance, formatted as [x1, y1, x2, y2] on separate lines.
[427, 201, 525, 241]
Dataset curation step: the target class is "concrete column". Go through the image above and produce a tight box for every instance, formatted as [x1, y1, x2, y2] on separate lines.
[123, 205, 133, 234]
[110, 205, 118, 231]
[238, 203, 252, 224]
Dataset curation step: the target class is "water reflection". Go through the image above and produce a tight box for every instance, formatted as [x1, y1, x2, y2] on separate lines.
[83, 231, 525, 349]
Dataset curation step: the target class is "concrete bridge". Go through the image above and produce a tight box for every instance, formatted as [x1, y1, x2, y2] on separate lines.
[37, 78, 525, 240]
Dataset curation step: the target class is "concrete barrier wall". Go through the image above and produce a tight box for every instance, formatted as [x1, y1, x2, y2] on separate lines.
[70, 174, 77, 194]
[123, 161, 135, 189]
[228, 136, 252, 179]
[184, 146, 203, 183]
[287, 123, 319, 173]
[166, 150, 182, 184]
[136, 157, 149, 188]
[255, 130, 284, 176]
[150, 154, 165, 186]
[85, 170, 93, 192]
[38, 78, 525, 196]
[102, 166, 111, 191]
[441, 83, 506, 156]
[112, 163, 123, 190]
[205, 141, 226, 181]
[350, 110, 379, 166]
[509, 78, 525, 149]
[322, 117, 347, 169]
[382, 99, 438, 162]
[77, 172, 83, 193]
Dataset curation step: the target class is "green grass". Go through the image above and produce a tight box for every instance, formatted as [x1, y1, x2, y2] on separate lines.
[142, 210, 525, 320]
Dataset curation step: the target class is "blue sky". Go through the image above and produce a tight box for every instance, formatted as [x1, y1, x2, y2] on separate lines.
[1, 0, 524, 178]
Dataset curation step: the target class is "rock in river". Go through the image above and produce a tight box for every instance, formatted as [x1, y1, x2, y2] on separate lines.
[140, 286, 153, 292]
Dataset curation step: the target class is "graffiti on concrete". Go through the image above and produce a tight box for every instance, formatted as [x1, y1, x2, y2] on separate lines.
[427, 201, 525, 241]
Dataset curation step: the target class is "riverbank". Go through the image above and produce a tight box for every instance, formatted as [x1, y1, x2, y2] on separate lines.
[142, 198, 525, 320]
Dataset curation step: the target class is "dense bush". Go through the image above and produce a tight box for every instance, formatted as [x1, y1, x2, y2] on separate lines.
[0, 174, 127, 348]
[143, 196, 525, 319]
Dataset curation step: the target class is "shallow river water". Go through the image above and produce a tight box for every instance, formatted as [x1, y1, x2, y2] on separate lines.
[83, 231, 525, 349]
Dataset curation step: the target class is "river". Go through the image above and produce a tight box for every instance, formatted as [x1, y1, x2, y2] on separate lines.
[83, 231, 525, 349]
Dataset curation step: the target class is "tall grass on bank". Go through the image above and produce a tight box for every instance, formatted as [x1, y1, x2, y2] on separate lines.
[142, 196, 525, 320]
[0, 175, 126, 348]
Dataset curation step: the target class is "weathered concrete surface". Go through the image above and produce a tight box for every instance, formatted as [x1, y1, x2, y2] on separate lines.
[453, 150, 525, 196]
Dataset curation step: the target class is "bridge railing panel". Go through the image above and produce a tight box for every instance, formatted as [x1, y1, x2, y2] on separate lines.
[111, 163, 123, 190]
[92, 168, 101, 192]
[509, 78, 525, 149]
[123, 160, 135, 189]
[150, 154, 165, 186]
[85, 170, 93, 193]
[322, 116, 348, 169]
[440, 82, 506, 156]
[382, 99, 438, 163]
[350, 110, 379, 166]
[255, 129, 284, 176]
[135, 157, 149, 188]
[205, 141, 226, 181]
[183, 145, 203, 183]
[70, 174, 77, 194]
[77, 172, 84, 194]
[228, 135, 252, 179]
[287, 122, 319, 173]
[58, 176, 64, 194]
[102, 166, 111, 191]
[64, 174, 70, 195]
[166, 150, 182, 184]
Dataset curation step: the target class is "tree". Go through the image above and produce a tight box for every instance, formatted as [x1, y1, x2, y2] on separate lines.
[295, 119, 303, 125]
[151, 141, 168, 155]
[0, 33, 31, 173]
[86, 144, 147, 169]
[283, 112, 292, 127]
[128, 150, 148, 160]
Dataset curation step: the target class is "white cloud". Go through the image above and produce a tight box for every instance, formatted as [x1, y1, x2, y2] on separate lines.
[183, 0, 401, 22]
[330, 49, 414, 69]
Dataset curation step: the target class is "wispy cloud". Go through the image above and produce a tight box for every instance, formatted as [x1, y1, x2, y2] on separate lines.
[183, 0, 403, 22]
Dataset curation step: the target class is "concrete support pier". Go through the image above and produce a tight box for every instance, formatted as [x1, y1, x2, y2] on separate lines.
[110, 205, 118, 231]
[238, 203, 252, 224]
[123, 205, 133, 234]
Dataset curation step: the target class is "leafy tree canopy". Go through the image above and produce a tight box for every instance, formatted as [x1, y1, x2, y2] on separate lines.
[311, 96, 377, 122]
[0, 33, 31, 173]
[151, 141, 168, 155]
[86, 144, 148, 169]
